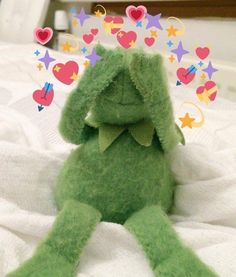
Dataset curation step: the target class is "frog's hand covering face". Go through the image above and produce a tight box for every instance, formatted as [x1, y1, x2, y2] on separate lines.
[129, 53, 184, 152]
[59, 45, 123, 145]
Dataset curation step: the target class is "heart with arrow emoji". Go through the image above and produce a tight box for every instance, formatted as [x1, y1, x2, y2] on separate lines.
[32, 82, 54, 111]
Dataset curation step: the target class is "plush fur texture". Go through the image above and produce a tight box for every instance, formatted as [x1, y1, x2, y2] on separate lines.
[8, 46, 216, 277]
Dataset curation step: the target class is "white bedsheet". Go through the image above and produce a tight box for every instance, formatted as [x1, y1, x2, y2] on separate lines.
[0, 42, 236, 277]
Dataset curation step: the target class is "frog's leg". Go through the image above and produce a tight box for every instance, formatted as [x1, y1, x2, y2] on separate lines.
[124, 205, 217, 277]
[7, 200, 101, 277]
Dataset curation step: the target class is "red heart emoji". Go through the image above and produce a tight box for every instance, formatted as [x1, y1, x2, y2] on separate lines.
[144, 37, 155, 47]
[103, 16, 124, 35]
[32, 88, 54, 106]
[196, 81, 217, 102]
[126, 5, 147, 22]
[195, 47, 210, 60]
[53, 61, 79, 85]
[91, 28, 98, 36]
[117, 31, 137, 49]
[177, 67, 196, 85]
[34, 27, 53, 45]
[83, 34, 94, 44]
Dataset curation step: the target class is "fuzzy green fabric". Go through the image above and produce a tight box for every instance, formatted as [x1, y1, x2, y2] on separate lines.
[8, 45, 216, 277]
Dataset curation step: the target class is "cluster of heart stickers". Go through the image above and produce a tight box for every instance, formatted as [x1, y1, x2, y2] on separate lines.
[174, 44, 218, 105]
[33, 41, 102, 111]
[33, 26, 81, 111]
[102, 15, 137, 49]
[195, 47, 218, 104]
[36, 48, 79, 86]
[83, 28, 99, 44]
[32, 6, 219, 118]
[32, 57, 80, 111]
[126, 5, 158, 47]
[101, 5, 151, 49]
[163, 18, 219, 128]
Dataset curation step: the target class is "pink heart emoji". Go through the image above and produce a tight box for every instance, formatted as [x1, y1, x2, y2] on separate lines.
[144, 37, 155, 47]
[117, 31, 137, 49]
[53, 61, 79, 85]
[91, 28, 98, 36]
[83, 34, 94, 44]
[177, 67, 196, 85]
[32, 88, 54, 106]
[103, 16, 124, 35]
[126, 5, 147, 22]
[34, 27, 53, 45]
[196, 81, 217, 101]
[195, 47, 210, 60]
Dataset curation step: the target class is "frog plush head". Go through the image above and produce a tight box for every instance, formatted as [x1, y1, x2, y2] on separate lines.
[59, 45, 184, 151]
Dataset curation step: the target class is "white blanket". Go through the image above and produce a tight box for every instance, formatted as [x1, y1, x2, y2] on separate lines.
[0, 43, 236, 277]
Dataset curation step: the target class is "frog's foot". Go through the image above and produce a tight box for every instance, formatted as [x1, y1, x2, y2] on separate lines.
[154, 248, 217, 277]
[124, 205, 217, 277]
[7, 244, 74, 277]
[8, 200, 101, 277]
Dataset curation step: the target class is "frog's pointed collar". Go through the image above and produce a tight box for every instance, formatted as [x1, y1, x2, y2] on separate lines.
[85, 113, 155, 152]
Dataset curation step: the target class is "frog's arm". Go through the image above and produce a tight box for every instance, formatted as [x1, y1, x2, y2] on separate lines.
[59, 45, 123, 145]
[129, 53, 185, 152]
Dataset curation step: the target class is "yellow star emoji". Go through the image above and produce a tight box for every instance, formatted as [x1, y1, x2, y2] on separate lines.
[102, 22, 112, 34]
[94, 10, 103, 17]
[37, 63, 43, 71]
[150, 30, 157, 38]
[72, 19, 78, 27]
[118, 32, 124, 38]
[168, 54, 175, 63]
[197, 89, 210, 104]
[62, 41, 72, 52]
[179, 113, 195, 128]
[70, 72, 78, 81]
[54, 65, 61, 72]
[200, 73, 206, 80]
[83, 60, 90, 68]
[166, 25, 178, 37]
[129, 40, 136, 48]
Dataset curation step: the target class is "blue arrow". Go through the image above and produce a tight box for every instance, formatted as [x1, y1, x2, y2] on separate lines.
[42, 82, 53, 99]
[43, 82, 53, 93]
[185, 65, 197, 77]
[176, 80, 181, 86]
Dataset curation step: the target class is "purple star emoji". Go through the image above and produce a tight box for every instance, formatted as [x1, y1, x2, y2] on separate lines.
[146, 13, 163, 30]
[171, 41, 189, 62]
[38, 50, 55, 70]
[203, 61, 218, 79]
[86, 48, 102, 67]
[74, 8, 90, 26]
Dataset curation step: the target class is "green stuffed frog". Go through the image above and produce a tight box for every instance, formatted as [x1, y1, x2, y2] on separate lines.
[8, 46, 217, 277]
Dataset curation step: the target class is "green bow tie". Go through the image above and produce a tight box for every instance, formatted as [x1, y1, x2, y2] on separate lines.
[85, 113, 155, 152]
